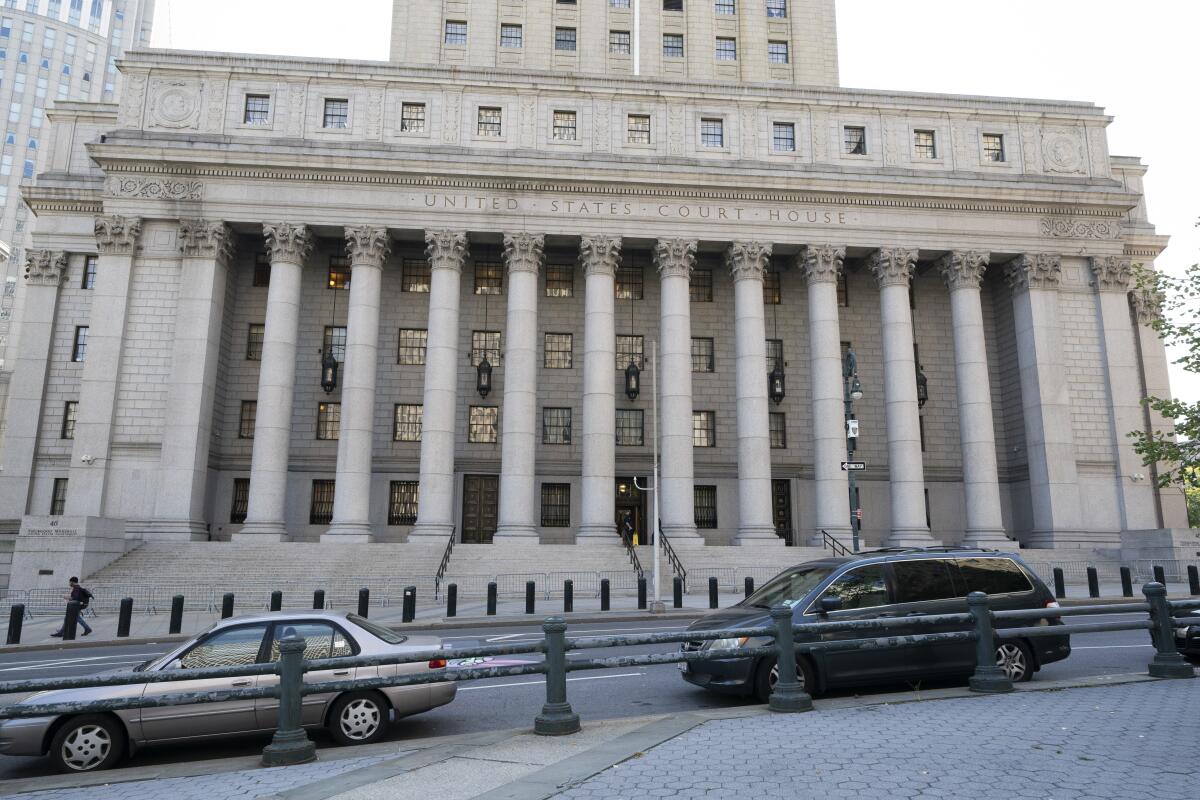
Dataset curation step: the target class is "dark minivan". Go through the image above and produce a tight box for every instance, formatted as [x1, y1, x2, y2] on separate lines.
[681, 548, 1070, 700]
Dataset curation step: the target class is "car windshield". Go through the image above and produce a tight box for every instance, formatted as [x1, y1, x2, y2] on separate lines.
[134, 619, 223, 672]
[347, 613, 408, 645]
[742, 565, 834, 609]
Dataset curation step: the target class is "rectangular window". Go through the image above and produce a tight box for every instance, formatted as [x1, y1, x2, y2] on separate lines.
[767, 40, 789, 64]
[400, 102, 426, 133]
[545, 264, 574, 297]
[983, 133, 1005, 162]
[468, 406, 499, 443]
[552, 110, 577, 141]
[327, 256, 350, 290]
[691, 337, 715, 373]
[243, 94, 269, 125]
[61, 400, 77, 439]
[663, 33, 684, 58]
[664, 0, 683, 10]
[616, 409, 644, 446]
[246, 323, 264, 361]
[474, 260, 503, 294]
[694, 485, 717, 529]
[627, 114, 651, 145]
[444, 20, 467, 45]
[609, 30, 631, 54]
[844, 125, 867, 155]
[690, 269, 713, 302]
[763, 271, 781, 304]
[322, 98, 349, 129]
[542, 407, 572, 445]
[397, 328, 428, 365]
[914, 129, 937, 159]
[500, 23, 522, 48]
[239, 401, 257, 439]
[317, 402, 341, 441]
[554, 27, 577, 51]
[253, 252, 271, 287]
[71, 325, 88, 361]
[766, 339, 783, 372]
[50, 478, 68, 515]
[772, 122, 795, 152]
[309, 480, 335, 525]
[540, 483, 571, 527]
[616, 334, 644, 369]
[544, 333, 573, 368]
[394, 403, 423, 442]
[81, 255, 96, 289]
[230, 478, 250, 524]
[837, 272, 849, 307]
[388, 481, 419, 525]
[471, 331, 501, 366]
[769, 412, 786, 449]
[477, 106, 502, 137]
[700, 117, 724, 147]
[767, 0, 787, 17]
[402, 258, 431, 292]
[611, 0, 631, 6]
[715, 37, 736, 61]
[324, 326, 347, 363]
[692, 410, 716, 447]
[715, 0, 736, 13]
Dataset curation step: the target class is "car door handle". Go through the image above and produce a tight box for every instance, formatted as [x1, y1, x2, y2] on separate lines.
[333, 670, 351, 677]
[905, 612, 928, 617]
[231, 679, 253, 687]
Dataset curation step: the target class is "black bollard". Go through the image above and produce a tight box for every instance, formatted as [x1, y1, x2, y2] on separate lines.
[1086, 567, 1099, 599]
[563, 580, 574, 613]
[600, 579, 610, 611]
[63, 600, 81, 641]
[525, 581, 536, 615]
[169, 594, 185, 634]
[358, 588, 370, 618]
[486, 582, 498, 615]
[447, 583, 458, 618]
[270, 590, 282, 612]
[637, 577, 647, 610]
[221, 592, 235, 619]
[673, 576, 683, 609]
[708, 577, 719, 609]
[1120, 567, 1133, 598]
[1052, 568, 1066, 599]
[313, 590, 325, 610]
[117, 598, 133, 638]
[402, 586, 416, 623]
[744, 576, 755, 599]
[1189, 566, 1200, 597]
[1153, 565, 1166, 587]
[6, 604, 24, 645]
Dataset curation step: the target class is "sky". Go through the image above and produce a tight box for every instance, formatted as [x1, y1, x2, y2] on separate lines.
[147, 0, 1200, 404]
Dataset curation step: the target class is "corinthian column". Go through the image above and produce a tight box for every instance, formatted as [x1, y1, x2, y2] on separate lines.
[869, 247, 934, 546]
[577, 235, 622, 541]
[153, 221, 234, 540]
[66, 216, 142, 518]
[494, 232, 544, 541]
[656, 238, 701, 541]
[324, 226, 391, 542]
[409, 231, 468, 540]
[727, 241, 781, 545]
[937, 251, 1008, 547]
[802, 244, 852, 545]
[236, 223, 312, 540]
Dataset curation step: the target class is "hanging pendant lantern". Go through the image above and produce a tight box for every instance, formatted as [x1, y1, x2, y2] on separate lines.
[477, 357, 493, 398]
[624, 360, 641, 400]
[321, 349, 339, 394]
[768, 365, 785, 405]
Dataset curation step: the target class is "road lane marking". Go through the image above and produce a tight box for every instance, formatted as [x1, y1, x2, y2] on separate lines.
[0, 659, 156, 673]
[0, 652, 165, 671]
[1072, 644, 1153, 649]
[458, 672, 645, 691]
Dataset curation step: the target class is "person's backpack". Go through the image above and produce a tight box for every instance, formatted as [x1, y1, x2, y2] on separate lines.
[78, 587, 93, 608]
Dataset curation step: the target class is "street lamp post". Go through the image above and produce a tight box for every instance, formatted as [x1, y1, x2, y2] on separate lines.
[843, 348, 863, 553]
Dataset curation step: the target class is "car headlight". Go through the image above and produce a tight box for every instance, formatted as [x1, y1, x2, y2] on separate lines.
[704, 637, 749, 651]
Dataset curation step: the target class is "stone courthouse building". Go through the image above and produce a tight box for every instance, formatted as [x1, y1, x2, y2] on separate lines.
[0, 0, 1192, 589]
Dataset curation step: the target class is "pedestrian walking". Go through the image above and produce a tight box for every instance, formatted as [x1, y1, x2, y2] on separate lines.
[50, 576, 93, 637]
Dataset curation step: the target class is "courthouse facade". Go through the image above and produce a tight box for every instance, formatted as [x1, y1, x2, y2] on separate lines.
[0, 0, 1190, 575]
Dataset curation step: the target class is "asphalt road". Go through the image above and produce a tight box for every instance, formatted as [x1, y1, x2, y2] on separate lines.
[0, 614, 1168, 780]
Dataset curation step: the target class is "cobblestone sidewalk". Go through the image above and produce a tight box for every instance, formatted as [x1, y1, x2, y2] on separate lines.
[551, 680, 1198, 800]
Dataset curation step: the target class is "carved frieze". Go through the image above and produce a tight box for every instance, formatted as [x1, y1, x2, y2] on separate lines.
[118, 73, 147, 129]
[179, 220, 234, 262]
[1089, 256, 1133, 292]
[148, 79, 203, 130]
[425, 230, 468, 272]
[94, 216, 142, 255]
[503, 232, 545, 274]
[868, 247, 918, 288]
[1040, 217, 1120, 240]
[727, 241, 772, 282]
[23, 249, 68, 286]
[1004, 254, 1062, 291]
[654, 238, 697, 280]
[262, 223, 313, 266]
[938, 251, 990, 291]
[579, 235, 622, 278]
[345, 226, 392, 267]
[106, 176, 203, 201]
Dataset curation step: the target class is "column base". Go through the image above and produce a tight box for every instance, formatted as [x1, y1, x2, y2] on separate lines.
[232, 522, 288, 542]
[321, 522, 374, 543]
[407, 522, 456, 541]
[493, 524, 540, 541]
[811, 526, 854, 548]
[1021, 529, 1094, 549]
[735, 525, 784, 546]
[884, 528, 938, 548]
[576, 524, 617, 541]
[144, 520, 211, 542]
[961, 529, 1013, 549]
[661, 524, 701, 541]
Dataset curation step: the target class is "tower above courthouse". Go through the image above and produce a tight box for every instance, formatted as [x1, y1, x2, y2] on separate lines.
[390, 0, 839, 86]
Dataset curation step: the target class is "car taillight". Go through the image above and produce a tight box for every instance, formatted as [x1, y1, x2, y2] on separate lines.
[428, 658, 447, 669]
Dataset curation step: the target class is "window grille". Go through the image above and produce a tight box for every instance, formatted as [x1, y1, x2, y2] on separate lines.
[324, 326, 347, 363]
[50, 478, 68, 515]
[983, 133, 1005, 162]
[663, 34, 684, 58]
[309, 480, 335, 524]
[555, 27, 577, 51]
[388, 481, 419, 525]
[72, 326, 88, 361]
[61, 401, 77, 439]
[541, 483, 571, 527]
[763, 271, 782, 304]
[627, 114, 651, 144]
[616, 335, 644, 369]
[552, 111, 577, 141]
[767, 41, 788, 63]
[770, 412, 786, 449]
[244, 94, 269, 125]
[772, 122, 795, 151]
[914, 129, 937, 159]
[715, 37, 736, 61]
[766, 339, 783, 372]
[844, 126, 867, 155]
[323, 98, 348, 129]
[694, 485, 717, 528]
[81, 255, 96, 289]
[609, 30, 631, 54]
[230, 479, 249, 524]
[477, 107, 502, 137]
[700, 118, 724, 147]
[545, 264, 574, 297]
[474, 261, 503, 294]
[444, 20, 467, 45]
[690, 269, 713, 302]
[500, 24, 523, 48]
[253, 252, 271, 287]
[400, 103, 426, 133]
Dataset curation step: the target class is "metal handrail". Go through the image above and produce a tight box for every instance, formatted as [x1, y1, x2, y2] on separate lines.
[657, 521, 688, 588]
[820, 529, 853, 557]
[618, 526, 644, 580]
[434, 526, 457, 595]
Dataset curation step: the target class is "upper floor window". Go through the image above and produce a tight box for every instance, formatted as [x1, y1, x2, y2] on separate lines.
[316, 402, 340, 441]
[388, 481, 419, 525]
[327, 256, 350, 290]
[715, 37, 737, 61]
[763, 271, 782, 304]
[402, 258, 431, 292]
[769, 412, 786, 449]
[767, 0, 787, 17]
[609, 30, 631, 54]
[692, 412, 716, 447]
[81, 255, 97, 289]
[691, 337, 715, 373]
[616, 334, 644, 369]
[663, 34, 684, 58]
[246, 323, 265, 361]
[397, 328, 428, 365]
[61, 401, 77, 439]
[663, 0, 683, 10]
[690, 269, 713, 302]
[555, 27, 577, 52]
[914, 129, 937, 159]
[239, 401, 257, 439]
[322, 98, 348, 129]
[552, 110, 577, 141]
[545, 264, 574, 297]
[616, 409, 644, 446]
[611, 0, 631, 7]
[393, 404, 423, 441]
[474, 261, 503, 294]
[72, 326, 88, 362]
[983, 133, 1006, 162]
[544, 333, 573, 369]
[400, 102, 426, 133]
[772, 122, 795, 152]
[50, 479, 68, 516]
[500, 24, 523, 49]
[767, 41, 789, 64]
[542, 407, 572, 445]
[616, 264, 644, 299]
[323, 326, 347, 363]
[243, 94, 269, 125]
[700, 118, 724, 148]
[253, 252, 271, 287]
[627, 114, 651, 145]
[844, 125, 867, 155]
[837, 274, 849, 307]
[468, 406, 499, 443]
[477, 106, 502, 137]
[471, 331, 502, 366]
[715, 0, 735, 14]
[444, 20, 467, 45]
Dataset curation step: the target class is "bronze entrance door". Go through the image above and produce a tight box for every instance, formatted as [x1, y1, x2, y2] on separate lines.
[461, 475, 499, 543]
[772, 479, 793, 545]
[614, 477, 648, 545]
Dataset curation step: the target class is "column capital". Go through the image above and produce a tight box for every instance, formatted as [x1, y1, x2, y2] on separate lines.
[503, 232, 545, 275]
[579, 235, 622, 278]
[424, 230, 468, 272]
[345, 225, 391, 268]
[23, 249, 68, 286]
[1130, 286, 1164, 326]
[263, 223, 313, 267]
[94, 215, 142, 255]
[800, 244, 846, 285]
[937, 250, 990, 291]
[726, 241, 773, 282]
[654, 238, 697, 280]
[1005, 253, 1062, 291]
[1089, 255, 1133, 292]
[868, 247, 919, 288]
[179, 220, 234, 263]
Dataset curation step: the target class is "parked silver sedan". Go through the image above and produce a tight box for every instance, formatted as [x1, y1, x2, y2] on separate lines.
[0, 610, 456, 773]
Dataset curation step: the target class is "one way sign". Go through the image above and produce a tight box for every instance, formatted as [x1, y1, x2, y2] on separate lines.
[841, 461, 866, 471]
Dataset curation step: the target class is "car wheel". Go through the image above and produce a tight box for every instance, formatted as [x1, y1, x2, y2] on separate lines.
[328, 691, 390, 746]
[754, 656, 816, 703]
[48, 715, 125, 773]
[996, 641, 1034, 683]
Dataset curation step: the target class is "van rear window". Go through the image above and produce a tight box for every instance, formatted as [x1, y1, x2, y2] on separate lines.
[955, 558, 1033, 595]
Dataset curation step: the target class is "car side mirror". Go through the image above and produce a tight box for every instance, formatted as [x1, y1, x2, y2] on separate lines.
[161, 658, 182, 671]
[819, 597, 843, 616]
